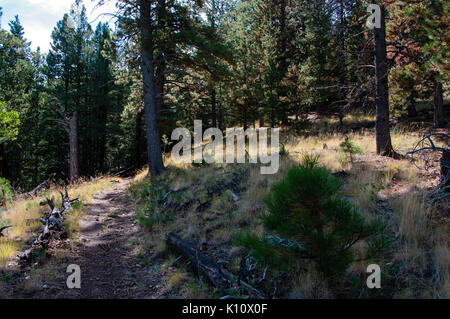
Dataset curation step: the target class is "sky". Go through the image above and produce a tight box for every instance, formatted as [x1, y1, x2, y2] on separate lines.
[0, 0, 118, 53]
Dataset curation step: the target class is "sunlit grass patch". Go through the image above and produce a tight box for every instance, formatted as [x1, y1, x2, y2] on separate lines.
[0, 239, 18, 268]
[167, 270, 188, 291]
[131, 125, 444, 298]
[0, 177, 118, 269]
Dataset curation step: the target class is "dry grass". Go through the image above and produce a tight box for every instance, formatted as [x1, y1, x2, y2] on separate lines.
[393, 192, 429, 244]
[130, 126, 447, 298]
[434, 228, 450, 298]
[288, 265, 334, 299]
[0, 177, 119, 269]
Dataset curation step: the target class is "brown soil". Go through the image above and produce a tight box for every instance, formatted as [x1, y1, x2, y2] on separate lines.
[61, 179, 160, 298]
[1, 179, 163, 299]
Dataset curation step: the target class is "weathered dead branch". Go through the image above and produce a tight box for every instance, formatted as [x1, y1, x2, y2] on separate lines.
[0, 225, 12, 237]
[17, 188, 78, 265]
[407, 133, 450, 205]
[166, 232, 266, 299]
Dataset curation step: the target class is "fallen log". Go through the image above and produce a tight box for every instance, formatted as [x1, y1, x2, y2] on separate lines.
[25, 179, 50, 198]
[441, 149, 449, 190]
[0, 225, 12, 237]
[111, 166, 135, 177]
[17, 188, 77, 265]
[166, 232, 266, 299]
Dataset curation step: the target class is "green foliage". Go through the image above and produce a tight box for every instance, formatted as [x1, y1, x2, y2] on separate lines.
[191, 158, 209, 167]
[8, 15, 24, 39]
[279, 143, 289, 157]
[132, 178, 172, 229]
[0, 177, 13, 206]
[0, 102, 20, 143]
[299, 153, 320, 169]
[339, 138, 362, 162]
[237, 156, 387, 277]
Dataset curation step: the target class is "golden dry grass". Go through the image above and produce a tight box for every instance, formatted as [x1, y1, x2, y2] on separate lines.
[0, 177, 120, 269]
[131, 127, 446, 298]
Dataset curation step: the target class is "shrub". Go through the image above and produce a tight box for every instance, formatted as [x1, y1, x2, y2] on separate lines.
[279, 143, 289, 157]
[237, 156, 387, 277]
[339, 138, 362, 163]
[134, 179, 172, 229]
[0, 178, 13, 207]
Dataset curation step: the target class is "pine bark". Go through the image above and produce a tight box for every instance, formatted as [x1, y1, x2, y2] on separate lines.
[211, 87, 217, 127]
[69, 111, 79, 181]
[374, 5, 394, 156]
[407, 91, 417, 118]
[140, 0, 165, 176]
[434, 79, 445, 128]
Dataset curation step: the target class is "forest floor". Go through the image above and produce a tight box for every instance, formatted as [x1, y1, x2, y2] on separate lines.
[127, 112, 449, 299]
[1, 111, 448, 299]
[0, 179, 165, 298]
[58, 179, 162, 298]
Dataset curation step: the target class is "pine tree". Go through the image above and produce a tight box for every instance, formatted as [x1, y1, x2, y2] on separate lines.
[8, 15, 24, 39]
[238, 155, 387, 277]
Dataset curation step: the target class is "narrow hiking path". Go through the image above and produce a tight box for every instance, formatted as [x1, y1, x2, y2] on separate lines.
[62, 179, 160, 298]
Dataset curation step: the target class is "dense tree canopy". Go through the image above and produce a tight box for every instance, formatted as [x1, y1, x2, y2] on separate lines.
[0, 0, 447, 190]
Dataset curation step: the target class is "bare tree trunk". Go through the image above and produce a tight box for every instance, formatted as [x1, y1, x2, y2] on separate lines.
[434, 79, 445, 128]
[69, 111, 79, 182]
[338, 0, 345, 129]
[259, 108, 265, 127]
[374, 5, 395, 157]
[218, 90, 224, 131]
[140, 0, 165, 176]
[407, 90, 417, 118]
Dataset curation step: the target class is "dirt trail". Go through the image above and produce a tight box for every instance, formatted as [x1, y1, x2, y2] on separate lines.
[64, 179, 158, 298]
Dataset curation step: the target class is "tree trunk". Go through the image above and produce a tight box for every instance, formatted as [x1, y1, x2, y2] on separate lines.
[211, 87, 217, 127]
[135, 109, 143, 168]
[338, 0, 345, 130]
[407, 91, 417, 118]
[243, 105, 248, 132]
[374, 5, 395, 157]
[98, 83, 108, 173]
[69, 111, 79, 182]
[140, 0, 165, 176]
[434, 79, 445, 128]
[218, 91, 224, 131]
[259, 108, 265, 127]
